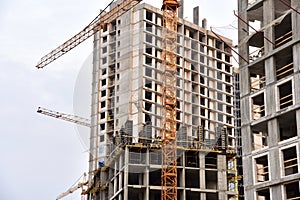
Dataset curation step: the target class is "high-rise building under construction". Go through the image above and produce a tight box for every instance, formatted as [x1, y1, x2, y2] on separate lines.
[87, 1, 238, 199]
[238, 0, 300, 199]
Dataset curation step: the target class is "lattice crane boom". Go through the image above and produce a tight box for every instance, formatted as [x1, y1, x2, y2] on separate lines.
[37, 107, 91, 127]
[56, 173, 88, 200]
[35, 0, 142, 69]
[161, 1, 180, 200]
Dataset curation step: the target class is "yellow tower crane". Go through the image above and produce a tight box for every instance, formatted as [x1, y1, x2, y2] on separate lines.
[161, 1, 179, 200]
[56, 173, 88, 200]
[36, 1, 181, 200]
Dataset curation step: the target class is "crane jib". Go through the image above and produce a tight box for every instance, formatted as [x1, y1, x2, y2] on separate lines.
[35, 0, 141, 69]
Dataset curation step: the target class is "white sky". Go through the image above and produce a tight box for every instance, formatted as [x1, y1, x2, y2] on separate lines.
[0, 0, 236, 199]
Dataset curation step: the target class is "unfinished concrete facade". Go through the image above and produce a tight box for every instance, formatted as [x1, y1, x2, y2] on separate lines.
[87, 2, 237, 200]
[238, 0, 300, 199]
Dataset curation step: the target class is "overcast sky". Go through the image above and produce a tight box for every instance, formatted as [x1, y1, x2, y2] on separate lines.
[0, 0, 236, 200]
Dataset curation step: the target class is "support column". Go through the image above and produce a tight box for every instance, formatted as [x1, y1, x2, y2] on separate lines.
[124, 147, 129, 200]
[114, 163, 118, 195]
[245, 187, 255, 200]
[268, 118, 279, 148]
[240, 96, 250, 126]
[145, 150, 149, 200]
[269, 147, 281, 181]
[238, 0, 250, 67]
[296, 109, 300, 138]
[199, 153, 206, 200]
[182, 152, 186, 200]
[243, 156, 255, 200]
[271, 185, 284, 200]
[239, 67, 250, 98]
[109, 168, 114, 198]
[119, 154, 124, 200]
[292, 0, 300, 40]
[241, 126, 252, 155]
[193, 6, 199, 25]
[293, 43, 300, 73]
[217, 155, 228, 200]
[265, 57, 276, 85]
[263, 0, 275, 53]
[265, 85, 276, 115]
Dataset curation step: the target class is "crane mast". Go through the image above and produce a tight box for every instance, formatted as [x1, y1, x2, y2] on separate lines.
[161, 1, 179, 200]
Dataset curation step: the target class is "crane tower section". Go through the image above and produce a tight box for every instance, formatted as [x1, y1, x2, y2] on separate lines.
[161, 1, 179, 200]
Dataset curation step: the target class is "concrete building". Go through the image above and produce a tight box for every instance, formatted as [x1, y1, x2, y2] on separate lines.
[87, 2, 238, 199]
[238, 0, 300, 199]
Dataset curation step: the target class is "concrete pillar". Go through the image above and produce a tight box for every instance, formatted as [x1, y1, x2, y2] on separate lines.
[293, 43, 300, 73]
[238, 0, 250, 67]
[271, 185, 284, 200]
[245, 187, 255, 200]
[202, 18, 207, 29]
[240, 96, 250, 126]
[292, 0, 300, 40]
[199, 153, 206, 200]
[243, 156, 254, 198]
[145, 150, 149, 199]
[263, 0, 275, 53]
[266, 85, 276, 115]
[268, 118, 279, 147]
[178, 0, 184, 19]
[124, 147, 129, 200]
[109, 168, 114, 198]
[265, 57, 276, 85]
[217, 155, 227, 200]
[114, 163, 118, 194]
[269, 148, 281, 181]
[193, 7, 199, 25]
[239, 67, 250, 98]
[242, 126, 252, 155]
[120, 153, 124, 191]
[199, 153, 206, 189]
[182, 152, 186, 200]
[296, 109, 300, 138]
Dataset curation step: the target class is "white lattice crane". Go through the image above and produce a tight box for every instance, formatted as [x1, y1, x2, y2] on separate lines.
[56, 173, 88, 200]
[37, 107, 91, 127]
[35, 0, 142, 69]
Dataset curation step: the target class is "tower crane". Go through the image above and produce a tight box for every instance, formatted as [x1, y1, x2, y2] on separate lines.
[37, 107, 91, 127]
[161, 0, 179, 199]
[56, 172, 88, 200]
[36, 0, 180, 199]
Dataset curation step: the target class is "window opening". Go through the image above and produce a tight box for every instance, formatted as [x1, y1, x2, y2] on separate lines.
[282, 146, 298, 176]
[255, 155, 269, 183]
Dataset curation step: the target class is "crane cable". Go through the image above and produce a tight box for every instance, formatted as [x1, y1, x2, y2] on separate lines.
[87, 0, 115, 27]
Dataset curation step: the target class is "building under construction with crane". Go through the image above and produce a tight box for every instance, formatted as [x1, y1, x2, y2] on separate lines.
[35, 0, 240, 199]
[85, 1, 238, 200]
